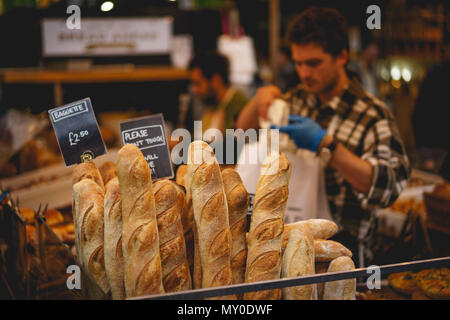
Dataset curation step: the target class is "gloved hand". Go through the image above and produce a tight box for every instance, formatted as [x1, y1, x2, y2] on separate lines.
[270, 115, 327, 152]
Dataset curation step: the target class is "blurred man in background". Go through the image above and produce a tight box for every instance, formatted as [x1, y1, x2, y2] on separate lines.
[236, 7, 410, 267]
[188, 51, 249, 134]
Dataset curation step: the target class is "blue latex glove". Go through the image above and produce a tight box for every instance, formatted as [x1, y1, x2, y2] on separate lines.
[270, 115, 327, 152]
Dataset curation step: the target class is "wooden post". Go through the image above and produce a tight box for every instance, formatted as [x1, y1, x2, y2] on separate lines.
[269, 0, 280, 85]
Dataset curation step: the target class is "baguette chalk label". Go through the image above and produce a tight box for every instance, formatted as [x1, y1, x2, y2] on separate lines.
[48, 98, 106, 166]
[120, 113, 174, 180]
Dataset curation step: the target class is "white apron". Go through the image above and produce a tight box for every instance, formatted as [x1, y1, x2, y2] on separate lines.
[236, 114, 340, 224]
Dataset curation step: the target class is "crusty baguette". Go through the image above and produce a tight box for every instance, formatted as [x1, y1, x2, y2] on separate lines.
[187, 141, 235, 299]
[154, 179, 192, 293]
[99, 161, 117, 186]
[244, 152, 291, 300]
[116, 144, 164, 298]
[323, 256, 356, 300]
[221, 168, 249, 286]
[72, 161, 108, 297]
[314, 239, 352, 262]
[72, 178, 109, 294]
[176, 164, 188, 188]
[281, 224, 315, 300]
[282, 219, 338, 249]
[72, 161, 105, 191]
[305, 219, 338, 239]
[315, 262, 329, 300]
[103, 176, 125, 300]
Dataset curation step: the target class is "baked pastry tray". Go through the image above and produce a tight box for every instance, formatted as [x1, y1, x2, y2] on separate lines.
[0, 148, 118, 210]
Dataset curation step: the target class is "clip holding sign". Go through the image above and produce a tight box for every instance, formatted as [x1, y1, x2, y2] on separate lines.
[80, 150, 94, 163]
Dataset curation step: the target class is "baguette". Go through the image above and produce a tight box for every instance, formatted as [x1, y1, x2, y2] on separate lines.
[99, 161, 117, 186]
[323, 256, 356, 300]
[282, 219, 338, 249]
[116, 144, 164, 298]
[154, 179, 192, 293]
[221, 168, 249, 286]
[103, 176, 125, 300]
[176, 164, 188, 188]
[72, 161, 105, 191]
[188, 141, 234, 299]
[244, 152, 291, 300]
[72, 178, 109, 294]
[314, 239, 352, 262]
[281, 224, 315, 300]
[72, 161, 105, 266]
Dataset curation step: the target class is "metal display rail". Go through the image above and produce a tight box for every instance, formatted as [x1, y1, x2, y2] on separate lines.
[132, 256, 450, 300]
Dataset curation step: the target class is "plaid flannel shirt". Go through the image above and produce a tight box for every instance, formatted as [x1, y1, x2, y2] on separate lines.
[285, 78, 411, 240]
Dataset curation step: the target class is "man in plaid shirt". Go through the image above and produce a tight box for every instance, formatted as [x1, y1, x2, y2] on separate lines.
[237, 7, 410, 266]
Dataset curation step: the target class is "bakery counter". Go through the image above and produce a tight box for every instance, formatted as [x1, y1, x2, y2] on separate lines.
[0, 148, 119, 210]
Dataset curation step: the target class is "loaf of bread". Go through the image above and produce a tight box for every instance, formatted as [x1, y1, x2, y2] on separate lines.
[188, 141, 234, 299]
[154, 179, 192, 293]
[176, 164, 188, 188]
[43, 209, 65, 226]
[72, 178, 110, 294]
[51, 223, 75, 243]
[103, 176, 125, 300]
[99, 161, 117, 186]
[72, 161, 105, 192]
[244, 152, 291, 300]
[72, 162, 105, 276]
[282, 219, 338, 249]
[314, 239, 352, 262]
[221, 168, 249, 286]
[116, 144, 164, 298]
[281, 224, 315, 300]
[323, 256, 356, 300]
[20, 208, 35, 224]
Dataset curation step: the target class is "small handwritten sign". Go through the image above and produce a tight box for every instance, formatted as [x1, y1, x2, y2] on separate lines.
[48, 98, 106, 166]
[120, 114, 173, 180]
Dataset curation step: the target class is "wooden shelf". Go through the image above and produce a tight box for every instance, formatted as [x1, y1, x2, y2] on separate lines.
[0, 66, 189, 105]
[0, 66, 189, 84]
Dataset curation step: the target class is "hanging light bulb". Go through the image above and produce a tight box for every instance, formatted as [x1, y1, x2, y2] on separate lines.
[100, 1, 114, 12]
[402, 68, 412, 82]
[390, 66, 401, 81]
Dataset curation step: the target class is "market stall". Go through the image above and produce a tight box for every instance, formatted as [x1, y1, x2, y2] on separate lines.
[1, 0, 449, 303]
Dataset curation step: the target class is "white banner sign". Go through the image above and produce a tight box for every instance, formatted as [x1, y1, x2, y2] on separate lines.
[42, 17, 173, 56]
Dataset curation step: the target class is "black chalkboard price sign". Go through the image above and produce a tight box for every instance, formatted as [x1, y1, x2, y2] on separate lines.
[48, 98, 106, 166]
[120, 113, 174, 180]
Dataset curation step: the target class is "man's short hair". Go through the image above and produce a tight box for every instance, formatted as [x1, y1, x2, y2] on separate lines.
[286, 6, 349, 57]
[188, 51, 230, 85]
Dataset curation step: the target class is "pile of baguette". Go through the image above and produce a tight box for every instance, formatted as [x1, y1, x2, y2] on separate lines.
[71, 141, 355, 300]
